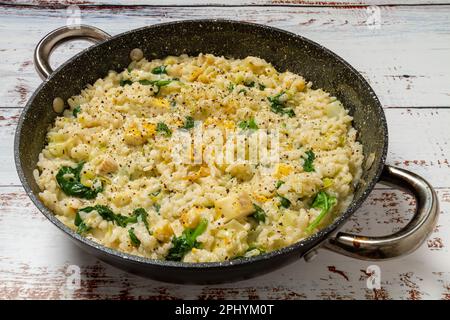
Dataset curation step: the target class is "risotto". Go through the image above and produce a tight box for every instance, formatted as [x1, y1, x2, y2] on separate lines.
[34, 53, 363, 263]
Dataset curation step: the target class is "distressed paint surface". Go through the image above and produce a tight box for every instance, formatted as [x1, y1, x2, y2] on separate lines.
[0, 1, 449, 299]
[4, 1, 450, 6]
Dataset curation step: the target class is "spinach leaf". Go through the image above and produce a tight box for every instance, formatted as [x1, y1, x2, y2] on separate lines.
[128, 228, 141, 247]
[78, 205, 142, 228]
[268, 92, 295, 117]
[78, 205, 115, 222]
[72, 105, 81, 118]
[302, 150, 316, 172]
[166, 219, 208, 261]
[238, 118, 258, 130]
[114, 213, 138, 227]
[156, 122, 172, 137]
[56, 162, 103, 199]
[133, 208, 151, 234]
[182, 116, 195, 129]
[251, 204, 266, 223]
[74, 211, 91, 235]
[152, 65, 168, 75]
[306, 191, 337, 233]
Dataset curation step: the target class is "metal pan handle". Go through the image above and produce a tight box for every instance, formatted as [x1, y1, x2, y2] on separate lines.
[323, 165, 439, 260]
[34, 25, 111, 80]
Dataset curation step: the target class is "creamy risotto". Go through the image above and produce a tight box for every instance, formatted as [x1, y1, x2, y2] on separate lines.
[34, 53, 363, 262]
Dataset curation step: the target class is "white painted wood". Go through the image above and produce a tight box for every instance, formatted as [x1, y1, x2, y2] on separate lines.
[5, 0, 450, 7]
[1, 3, 449, 300]
[0, 6, 449, 109]
[0, 186, 448, 299]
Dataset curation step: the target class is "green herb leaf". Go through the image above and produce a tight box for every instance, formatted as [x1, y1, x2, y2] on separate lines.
[258, 83, 266, 91]
[166, 219, 208, 261]
[120, 79, 133, 86]
[74, 211, 91, 235]
[268, 92, 295, 117]
[238, 118, 258, 130]
[56, 162, 103, 199]
[278, 194, 291, 208]
[275, 180, 285, 189]
[182, 116, 195, 129]
[227, 83, 235, 92]
[156, 122, 172, 137]
[128, 228, 141, 247]
[133, 208, 151, 235]
[302, 150, 316, 172]
[77, 221, 91, 235]
[150, 189, 161, 197]
[251, 204, 266, 223]
[244, 81, 255, 88]
[152, 65, 168, 74]
[306, 191, 337, 233]
[138, 79, 173, 94]
[78, 205, 139, 228]
[72, 105, 81, 118]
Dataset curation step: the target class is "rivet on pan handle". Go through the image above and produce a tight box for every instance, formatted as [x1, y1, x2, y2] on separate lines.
[34, 25, 111, 80]
[324, 165, 439, 260]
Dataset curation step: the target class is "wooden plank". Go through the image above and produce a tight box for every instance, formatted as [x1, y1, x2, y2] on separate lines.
[0, 5, 449, 109]
[0, 186, 448, 299]
[3, 1, 450, 7]
[3, 108, 450, 187]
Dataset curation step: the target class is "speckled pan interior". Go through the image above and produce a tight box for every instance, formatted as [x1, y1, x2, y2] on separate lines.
[15, 20, 387, 284]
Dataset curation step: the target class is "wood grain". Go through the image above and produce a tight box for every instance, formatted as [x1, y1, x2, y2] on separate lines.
[0, 5, 449, 109]
[3, 1, 450, 7]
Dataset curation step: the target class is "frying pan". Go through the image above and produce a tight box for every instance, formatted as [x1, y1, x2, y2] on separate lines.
[15, 20, 439, 284]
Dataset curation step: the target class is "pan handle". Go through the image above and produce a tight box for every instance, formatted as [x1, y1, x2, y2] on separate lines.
[34, 25, 111, 80]
[323, 165, 439, 260]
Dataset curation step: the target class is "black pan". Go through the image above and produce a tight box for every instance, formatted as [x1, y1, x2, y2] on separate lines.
[15, 20, 439, 284]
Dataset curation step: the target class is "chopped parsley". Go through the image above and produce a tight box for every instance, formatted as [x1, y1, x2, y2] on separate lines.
[151, 65, 168, 74]
[302, 150, 316, 172]
[268, 92, 295, 117]
[119, 79, 133, 86]
[275, 180, 285, 189]
[278, 194, 291, 208]
[182, 116, 195, 129]
[72, 105, 81, 118]
[156, 122, 172, 137]
[238, 118, 258, 130]
[251, 204, 266, 223]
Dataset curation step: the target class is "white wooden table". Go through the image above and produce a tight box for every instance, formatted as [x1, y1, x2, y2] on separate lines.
[1, 0, 449, 300]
